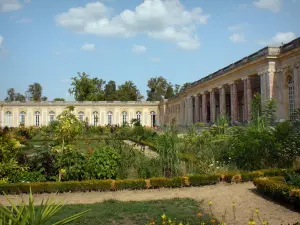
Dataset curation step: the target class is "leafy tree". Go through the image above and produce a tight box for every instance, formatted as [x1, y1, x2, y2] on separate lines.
[173, 84, 181, 97]
[179, 82, 191, 94]
[53, 98, 65, 101]
[14, 93, 26, 102]
[5, 89, 26, 102]
[146, 76, 168, 101]
[69, 72, 106, 101]
[53, 107, 83, 147]
[104, 80, 117, 101]
[165, 83, 174, 99]
[41, 96, 48, 101]
[117, 81, 143, 101]
[27, 82, 43, 101]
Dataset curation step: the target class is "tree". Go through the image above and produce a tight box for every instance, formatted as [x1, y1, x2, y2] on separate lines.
[146, 76, 169, 101]
[14, 93, 26, 102]
[41, 96, 48, 101]
[117, 81, 143, 101]
[165, 83, 174, 99]
[27, 83, 43, 101]
[179, 82, 191, 94]
[5, 88, 15, 102]
[53, 98, 65, 101]
[69, 72, 106, 101]
[173, 84, 181, 97]
[104, 80, 117, 101]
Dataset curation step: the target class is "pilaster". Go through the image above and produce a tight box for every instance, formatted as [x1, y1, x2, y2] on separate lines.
[230, 81, 238, 122]
[202, 93, 207, 123]
[210, 89, 216, 123]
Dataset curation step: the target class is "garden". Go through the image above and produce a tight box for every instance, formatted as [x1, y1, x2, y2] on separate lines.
[1, 94, 300, 224]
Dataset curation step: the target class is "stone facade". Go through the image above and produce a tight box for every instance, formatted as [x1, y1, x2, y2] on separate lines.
[0, 101, 160, 127]
[1, 37, 300, 128]
[161, 37, 300, 125]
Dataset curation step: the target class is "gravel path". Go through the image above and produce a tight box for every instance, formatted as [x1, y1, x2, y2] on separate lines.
[124, 140, 159, 158]
[0, 182, 299, 224]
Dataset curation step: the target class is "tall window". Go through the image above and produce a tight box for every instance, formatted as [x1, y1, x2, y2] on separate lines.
[93, 112, 99, 126]
[78, 111, 84, 121]
[49, 111, 55, 123]
[122, 111, 127, 124]
[136, 111, 141, 122]
[107, 111, 113, 125]
[35, 111, 40, 127]
[151, 111, 156, 127]
[288, 75, 295, 119]
[5, 111, 12, 127]
[20, 111, 26, 125]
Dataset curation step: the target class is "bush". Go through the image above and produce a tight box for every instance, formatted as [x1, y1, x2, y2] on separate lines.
[150, 177, 184, 188]
[87, 146, 120, 180]
[286, 172, 300, 188]
[253, 177, 300, 207]
[188, 174, 220, 186]
[115, 179, 146, 190]
[8, 170, 46, 183]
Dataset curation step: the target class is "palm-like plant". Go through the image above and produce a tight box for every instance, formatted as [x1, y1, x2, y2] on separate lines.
[0, 188, 89, 225]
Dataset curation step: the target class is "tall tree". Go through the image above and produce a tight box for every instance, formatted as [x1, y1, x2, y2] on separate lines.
[27, 83, 43, 101]
[146, 76, 168, 101]
[14, 93, 26, 102]
[117, 81, 143, 101]
[69, 72, 106, 101]
[5, 88, 15, 102]
[173, 84, 181, 97]
[41, 96, 48, 101]
[104, 80, 117, 101]
[179, 82, 191, 94]
[165, 83, 174, 99]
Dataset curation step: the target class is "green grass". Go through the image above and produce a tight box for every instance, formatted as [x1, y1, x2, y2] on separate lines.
[45, 198, 209, 225]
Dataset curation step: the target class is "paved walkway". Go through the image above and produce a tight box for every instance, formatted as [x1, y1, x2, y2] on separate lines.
[0, 182, 299, 225]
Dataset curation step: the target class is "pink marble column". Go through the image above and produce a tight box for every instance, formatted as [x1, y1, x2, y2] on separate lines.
[219, 86, 226, 116]
[247, 77, 252, 121]
[202, 93, 207, 123]
[230, 82, 238, 122]
[195, 95, 200, 122]
[210, 89, 216, 123]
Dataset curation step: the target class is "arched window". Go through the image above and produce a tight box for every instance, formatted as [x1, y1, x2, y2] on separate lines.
[288, 75, 295, 119]
[93, 112, 99, 126]
[150, 111, 156, 127]
[107, 111, 113, 125]
[35, 111, 40, 127]
[49, 111, 55, 123]
[20, 111, 26, 125]
[5, 111, 12, 127]
[122, 111, 127, 124]
[78, 111, 84, 121]
[136, 111, 141, 122]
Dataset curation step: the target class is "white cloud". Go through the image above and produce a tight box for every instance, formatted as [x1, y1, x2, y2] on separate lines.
[253, 0, 282, 13]
[0, 0, 22, 12]
[81, 43, 96, 51]
[0, 35, 7, 53]
[228, 25, 240, 31]
[16, 17, 32, 23]
[229, 33, 246, 43]
[55, 0, 210, 50]
[132, 44, 147, 54]
[152, 57, 161, 62]
[258, 32, 296, 46]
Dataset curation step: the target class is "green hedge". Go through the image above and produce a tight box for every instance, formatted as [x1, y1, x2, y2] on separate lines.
[188, 174, 220, 186]
[0, 169, 294, 195]
[253, 177, 300, 207]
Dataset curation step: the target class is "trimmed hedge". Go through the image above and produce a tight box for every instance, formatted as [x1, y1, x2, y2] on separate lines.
[0, 169, 294, 195]
[253, 177, 300, 207]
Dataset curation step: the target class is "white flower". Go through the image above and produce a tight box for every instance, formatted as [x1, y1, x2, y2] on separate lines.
[209, 164, 214, 167]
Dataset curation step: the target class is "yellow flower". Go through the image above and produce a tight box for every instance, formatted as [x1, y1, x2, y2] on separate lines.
[179, 223, 183, 225]
[209, 201, 212, 206]
[255, 208, 259, 213]
[161, 214, 166, 220]
[262, 221, 269, 225]
[60, 168, 66, 174]
[232, 201, 235, 207]
[248, 219, 256, 225]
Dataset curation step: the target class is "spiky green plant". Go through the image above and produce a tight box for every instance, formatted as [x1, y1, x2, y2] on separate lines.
[0, 188, 89, 225]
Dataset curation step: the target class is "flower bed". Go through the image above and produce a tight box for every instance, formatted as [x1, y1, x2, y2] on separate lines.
[0, 168, 291, 195]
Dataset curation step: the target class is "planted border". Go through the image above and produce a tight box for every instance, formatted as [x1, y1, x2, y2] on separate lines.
[0, 169, 292, 195]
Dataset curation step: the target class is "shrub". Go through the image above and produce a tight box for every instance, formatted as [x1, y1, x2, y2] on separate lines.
[115, 179, 146, 190]
[8, 170, 46, 183]
[150, 177, 184, 188]
[286, 172, 300, 188]
[188, 174, 220, 186]
[87, 146, 120, 180]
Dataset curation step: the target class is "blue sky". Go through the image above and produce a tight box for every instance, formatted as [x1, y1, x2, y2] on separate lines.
[0, 0, 299, 100]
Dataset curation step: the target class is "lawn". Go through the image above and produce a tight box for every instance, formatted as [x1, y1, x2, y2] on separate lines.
[45, 198, 210, 225]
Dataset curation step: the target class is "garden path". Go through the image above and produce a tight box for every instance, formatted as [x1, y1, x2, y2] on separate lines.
[1, 182, 299, 225]
[123, 140, 159, 158]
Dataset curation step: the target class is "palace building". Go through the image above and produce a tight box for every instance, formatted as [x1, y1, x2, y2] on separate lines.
[1, 37, 300, 128]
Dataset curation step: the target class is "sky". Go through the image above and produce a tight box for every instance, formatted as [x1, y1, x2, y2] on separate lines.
[0, 0, 299, 101]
